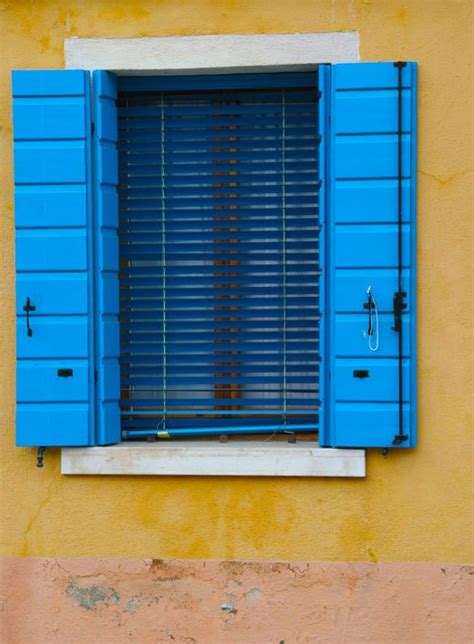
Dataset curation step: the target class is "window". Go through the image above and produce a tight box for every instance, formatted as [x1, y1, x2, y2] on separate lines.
[118, 74, 320, 440]
[12, 61, 417, 454]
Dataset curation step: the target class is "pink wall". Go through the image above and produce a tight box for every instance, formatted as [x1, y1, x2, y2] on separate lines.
[2, 557, 472, 642]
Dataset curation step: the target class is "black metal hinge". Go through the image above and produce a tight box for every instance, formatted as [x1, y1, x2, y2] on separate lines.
[392, 290, 407, 332]
[393, 434, 408, 445]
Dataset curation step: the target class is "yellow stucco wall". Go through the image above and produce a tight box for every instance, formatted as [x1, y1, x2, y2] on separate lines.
[0, 0, 472, 564]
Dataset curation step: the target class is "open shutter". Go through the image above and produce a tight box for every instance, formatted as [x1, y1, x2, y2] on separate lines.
[93, 71, 120, 444]
[320, 62, 417, 448]
[13, 70, 96, 446]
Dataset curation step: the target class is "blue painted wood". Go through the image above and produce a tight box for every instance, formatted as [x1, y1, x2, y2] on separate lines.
[335, 359, 410, 402]
[12, 70, 87, 96]
[335, 314, 410, 358]
[15, 185, 88, 228]
[17, 360, 89, 402]
[334, 90, 412, 134]
[16, 229, 88, 271]
[12, 69, 95, 447]
[93, 71, 121, 445]
[14, 141, 87, 184]
[333, 63, 414, 90]
[335, 135, 411, 179]
[321, 62, 417, 448]
[334, 179, 412, 223]
[16, 404, 90, 447]
[13, 98, 87, 140]
[16, 274, 88, 315]
[335, 225, 410, 268]
[16, 318, 89, 359]
[334, 403, 411, 448]
[335, 269, 410, 313]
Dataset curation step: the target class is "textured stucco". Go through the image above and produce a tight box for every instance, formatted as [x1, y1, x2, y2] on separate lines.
[0, 0, 473, 564]
[1, 558, 473, 642]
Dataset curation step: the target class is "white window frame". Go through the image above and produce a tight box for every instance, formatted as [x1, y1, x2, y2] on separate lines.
[62, 32, 365, 477]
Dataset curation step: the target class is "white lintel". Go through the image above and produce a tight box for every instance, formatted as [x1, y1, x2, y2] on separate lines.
[65, 32, 359, 74]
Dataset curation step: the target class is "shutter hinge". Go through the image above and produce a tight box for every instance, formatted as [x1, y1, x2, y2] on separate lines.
[392, 434, 408, 445]
[393, 61, 407, 68]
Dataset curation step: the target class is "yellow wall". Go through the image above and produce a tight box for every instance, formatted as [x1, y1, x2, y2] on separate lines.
[0, 0, 472, 563]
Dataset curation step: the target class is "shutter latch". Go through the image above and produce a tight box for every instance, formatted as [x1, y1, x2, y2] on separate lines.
[23, 297, 36, 337]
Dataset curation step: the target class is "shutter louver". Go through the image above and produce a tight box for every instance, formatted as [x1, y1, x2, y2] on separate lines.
[117, 74, 322, 438]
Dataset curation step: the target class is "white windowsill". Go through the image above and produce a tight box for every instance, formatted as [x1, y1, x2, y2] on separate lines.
[61, 441, 365, 477]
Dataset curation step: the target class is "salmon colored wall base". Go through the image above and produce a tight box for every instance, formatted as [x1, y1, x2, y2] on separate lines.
[1, 557, 472, 643]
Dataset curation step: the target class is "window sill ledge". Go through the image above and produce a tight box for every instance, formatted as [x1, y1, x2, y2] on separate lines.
[61, 441, 365, 477]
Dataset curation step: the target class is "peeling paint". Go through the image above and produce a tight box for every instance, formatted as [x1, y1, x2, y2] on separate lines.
[66, 581, 107, 611]
[2, 558, 472, 641]
[125, 593, 143, 613]
[220, 602, 237, 614]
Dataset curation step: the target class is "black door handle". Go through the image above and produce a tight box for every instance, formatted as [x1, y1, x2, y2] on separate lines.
[23, 297, 36, 337]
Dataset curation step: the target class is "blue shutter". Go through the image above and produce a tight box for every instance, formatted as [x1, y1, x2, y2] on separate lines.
[320, 62, 417, 448]
[13, 70, 95, 446]
[93, 71, 120, 444]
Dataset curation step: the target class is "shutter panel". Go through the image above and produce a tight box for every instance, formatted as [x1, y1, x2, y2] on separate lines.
[320, 62, 417, 448]
[13, 70, 95, 446]
[93, 71, 121, 444]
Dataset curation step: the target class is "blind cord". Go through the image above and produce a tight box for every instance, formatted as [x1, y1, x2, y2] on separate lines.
[160, 92, 167, 429]
[282, 88, 288, 423]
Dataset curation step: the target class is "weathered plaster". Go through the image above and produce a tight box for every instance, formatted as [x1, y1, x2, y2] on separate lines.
[1, 558, 473, 642]
[0, 0, 473, 564]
